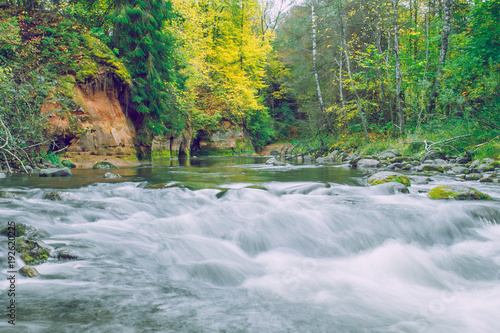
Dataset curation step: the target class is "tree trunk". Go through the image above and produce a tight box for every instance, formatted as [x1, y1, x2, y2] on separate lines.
[311, 4, 325, 114]
[338, 0, 370, 141]
[393, 0, 404, 132]
[428, 0, 452, 114]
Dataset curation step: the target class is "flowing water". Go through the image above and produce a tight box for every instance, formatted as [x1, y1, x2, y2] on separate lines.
[1, 157, 500, 333]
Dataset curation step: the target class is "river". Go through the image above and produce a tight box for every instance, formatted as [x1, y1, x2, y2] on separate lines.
[1, 157, 499, 332]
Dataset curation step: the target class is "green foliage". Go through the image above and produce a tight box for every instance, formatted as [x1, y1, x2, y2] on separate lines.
[112, 0, 186, 138]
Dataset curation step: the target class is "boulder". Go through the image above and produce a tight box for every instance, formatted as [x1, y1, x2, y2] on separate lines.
[16, 239, 51, 265]
[93, 161, 117, 169]
[464, 174, 483, 181]
[0, 223, 48, 240]
[39, 167, 72, 177]
[61, 160, 76, 168]
[44, 191, 62, 201]
[455, 155, 471, 164]
[0, 172, 5, 179]
[421, 150, 446, 162]
[409, 175, 431, 185]
[478, 164, 495, 172]
[19, 266, 39, 278]
[419, 164, 445, 173]
[451, 166, 468, 174]
[378, 149, 400, 160]
[371, 182, 409, 194]
[266, 157, 277, 165]
[490, 161, 500, 168]
[428, 185, 492, 200]
[357, 159, 380, 169]
[104, 172, 121, 179]
[303, 155, 313, 163]
[367, 171, 411, 187]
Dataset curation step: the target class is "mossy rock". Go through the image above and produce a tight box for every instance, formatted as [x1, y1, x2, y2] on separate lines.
[368, 171, 411, 187]
[61, 160, 76, 168]
[16, 239, 51, 265]
[428, 185, 492, 200]
[19, 266, 39, 278]
[44, 191, 62, 201]
[245, 185, 268, 191]
[421, 165, 445, 173]
[490, 161, 500, 168]
[0, 222, 27, 237]
[93, 161, 117, 169]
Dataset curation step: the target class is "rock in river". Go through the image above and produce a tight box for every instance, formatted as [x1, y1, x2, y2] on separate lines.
[39, 167, 72, 177]
[368, 171, 411, 187]
[428, 185, 492, 200]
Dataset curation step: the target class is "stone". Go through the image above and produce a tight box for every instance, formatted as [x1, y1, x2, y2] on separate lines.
[455, 155, 471, 164]
[367, 171, 411, 187]
[56, 251, 79, 260]
[16, 239, 51, 265]
[357, 159, 380, 169]
[421, 150, 446, 161]
[0, 172, 5, 178]
[419, 164, 445, 173]
[451, 166, 468, 174]
[44, 191, 62, 201]
[19, 266, 39, 278]
[0, 223, 48, 240]
[490, 161, 500, 168]
[344, 153, 360, 162]
[464, 173, 483, 181]
[372, 182, 409, 194]
[428, 185, 492, 200]
[470, 159, 481, 169]
[61, 160, 76, 168]
[39, 167, 72, 177]
[93, 161, 117, 169]
[478, 164, 495, 172]
[378, 149, 400, 160]
[104, 172, 121, 179]
[303, 155, 312, 163]
[409, 175, 432, 185]
[266, 158, 278, 164]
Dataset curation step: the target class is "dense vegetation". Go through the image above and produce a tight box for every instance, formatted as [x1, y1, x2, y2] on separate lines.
[0, 0, 499, 169]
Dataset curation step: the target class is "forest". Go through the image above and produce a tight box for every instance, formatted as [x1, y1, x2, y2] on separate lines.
[0, 0, 499, 167]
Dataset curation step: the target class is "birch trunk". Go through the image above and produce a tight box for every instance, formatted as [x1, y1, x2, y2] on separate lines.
[311, 4, 325, 114]
[393, 0, 404, 132]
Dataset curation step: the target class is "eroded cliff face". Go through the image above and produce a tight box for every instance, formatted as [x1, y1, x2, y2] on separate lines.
[42, 76, 140, 166]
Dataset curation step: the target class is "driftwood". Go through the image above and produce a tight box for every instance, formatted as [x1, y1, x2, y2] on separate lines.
[0, 116, 31, 174]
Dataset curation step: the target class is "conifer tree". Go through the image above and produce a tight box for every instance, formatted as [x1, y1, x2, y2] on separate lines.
[112, 0, 185, 138]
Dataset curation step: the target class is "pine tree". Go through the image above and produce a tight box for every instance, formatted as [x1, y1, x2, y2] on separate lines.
[112, 0, 185, 138]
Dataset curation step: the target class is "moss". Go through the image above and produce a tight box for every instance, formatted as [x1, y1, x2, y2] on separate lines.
[490, 161, 500, 168]
[428, 185, 492, 200]
[152, 150, 172, 160]
[16, 239, 51, 265]
[61, 160, 76, 168]
[93, 161, 117, 169]
[368, 174, 411, 187]
[0, 223, 27, 237]
[421, 165, 445, 173]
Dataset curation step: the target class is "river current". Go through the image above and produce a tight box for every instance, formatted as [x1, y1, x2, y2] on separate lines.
[1, 157, 499, 332]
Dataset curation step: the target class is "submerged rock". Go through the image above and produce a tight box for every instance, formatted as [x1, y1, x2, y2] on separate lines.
[39, 167, 72, 177]
[44, 191, 62, 201]
[428, 185, 492, 200]
[368, 171, 411, 187]
[93, 161, 117, 169]
[19, 265, 39, 278]
[104, 172, 121, 179]
[0, 223, 48, 240]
